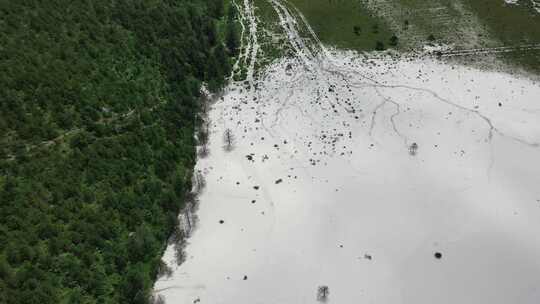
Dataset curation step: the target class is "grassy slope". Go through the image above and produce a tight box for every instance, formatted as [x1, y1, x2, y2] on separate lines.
[287, 0, 394, 51]
[385, 0, 488, 47]
[463, 0, 540, 73]
[285, 0, 540, 73]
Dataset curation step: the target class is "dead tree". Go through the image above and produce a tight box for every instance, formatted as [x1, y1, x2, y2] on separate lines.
[317, 286, 329, 302]
[156, 260, 173, 279]
[193, 171, 206, 195]
[197, 128, 209, 146]
[197, 120, 211, 157]
[198, 143, 209, 158]
[223, 128, 235, 152]
[150, 294, 166, 304]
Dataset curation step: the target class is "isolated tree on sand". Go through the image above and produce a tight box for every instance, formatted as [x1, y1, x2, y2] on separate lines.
[409, 142, 418, 156]
[223, 128, 235, 151]
[198, 123, 210, 157]
[317, 286, 329, 302]
[199, 141, 210, 158]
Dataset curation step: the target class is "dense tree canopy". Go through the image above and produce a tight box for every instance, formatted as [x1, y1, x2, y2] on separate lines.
[0, 0, 235, 303]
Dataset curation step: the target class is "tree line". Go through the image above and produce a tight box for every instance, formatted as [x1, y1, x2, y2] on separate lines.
[0, 0, 238, 303]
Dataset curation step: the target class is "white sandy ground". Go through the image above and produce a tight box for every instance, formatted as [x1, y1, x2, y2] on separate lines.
[154, 1, 540, 303]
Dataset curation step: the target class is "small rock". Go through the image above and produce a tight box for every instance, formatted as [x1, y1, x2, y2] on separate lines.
[434, 252, 442, 259]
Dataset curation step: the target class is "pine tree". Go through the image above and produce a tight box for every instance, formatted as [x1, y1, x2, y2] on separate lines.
[226, 20, 239, 55]
[389, 34, 398, 46]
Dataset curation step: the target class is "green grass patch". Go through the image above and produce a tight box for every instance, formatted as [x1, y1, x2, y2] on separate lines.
[463, 0, 540, 44]
[462, 0, 540, 73]
[287, 0, 395, 51]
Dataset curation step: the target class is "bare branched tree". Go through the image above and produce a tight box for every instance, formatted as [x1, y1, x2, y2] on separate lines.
[156, 260, 173, 279]
[201, 94, 209, 115]
[169, 223, 187, 265]
[197, 128, 209, 146]
[193, 171, 206, 195]
[149, 294, 166, 304]
[223, 128, 235, 152]
[198, 143, 209, 158]
[317, 286, 329, 302]
[197, 119, 211, 158]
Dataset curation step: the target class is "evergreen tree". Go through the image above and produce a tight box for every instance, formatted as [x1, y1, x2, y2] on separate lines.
[389, 34, 399, 46]
[226, 19, 240, 55]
